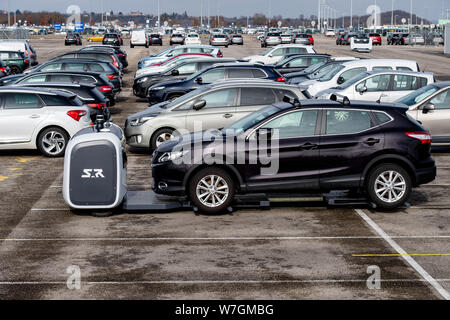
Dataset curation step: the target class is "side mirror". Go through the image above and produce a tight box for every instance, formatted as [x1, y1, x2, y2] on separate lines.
[193, 99, 206, 110]
[167, 53, 172, 57]
[358, 86, 368, 94]
[256, 128, 274, 140]
[422, 103, 435, 114]
[268, 54, 273, 57]
[337, 76, 345, 85]
[195, 77, 203, 84]
[171, 69, 179, 76]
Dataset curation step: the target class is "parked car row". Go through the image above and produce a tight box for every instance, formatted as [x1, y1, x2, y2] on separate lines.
[0, 43, 130, 157]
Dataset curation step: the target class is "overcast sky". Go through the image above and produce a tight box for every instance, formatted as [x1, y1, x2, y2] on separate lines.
[2, 0, 449, 22]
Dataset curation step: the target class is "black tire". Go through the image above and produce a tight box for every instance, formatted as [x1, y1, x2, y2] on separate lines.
[225, 45, 228, 48]
[130, 44, 134, 48]
[9, 65, 21, 74]
[166, 93, 182, 102]
[37, 126, 69, 157]
[366, 163, 412, 210]
[188, 167, 235, 214]
[150, 128, 175, 150]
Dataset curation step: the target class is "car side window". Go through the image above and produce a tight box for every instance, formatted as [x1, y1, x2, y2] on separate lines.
[201, 68, 226, 84]
[357, 74, 391, 92]
[188, 48, 203, 53]
[228, 68, 254, 79]
[286, 57, 308, 68]
[252, 69, 266, 78]
[393, 75, 417, 91]
[21, 74, 47, 83]
[74, 75, 96, 84]
[49, 75, 72, 82]
[4, 93, 42, 109]
[262, 110, 318, 139]
[340, 67, 367, 82]
[373, 66, 393, 70]
[89, 63, 105, 72]
[177, 63, 197, 74]
[373, 111, 392, 124]
[287, 47, 307, 54]
[429, 89, 450, 109]
[240, 88, 277, 106]
[0, 52, 8, 60]
[271, 48, 284, 56]
[397, 66, 413, 71]
[199, 89, 238, 108]
[310, 57, 326, 65]
[326, 109, 372, 135]
[64, 63, 87, 71]
[41, 63, 62, 71]
[40, 95, 69, 106]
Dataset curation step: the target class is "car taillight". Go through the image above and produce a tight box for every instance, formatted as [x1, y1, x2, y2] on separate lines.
[87, 103, 106, 109]
[107, 74, 119, 79]
[99, 85, 113, 92]
[0, 67, 6, 73]
[406, 132, 431, 144]
[110, 55, 119, 68]
[67, 110, 87, 121]
[212, 37, 215, 41]
[115, 38, 119, 41]
[24, 51, 28, 57]
[24, 59, 29, 64]
[277, 77, 286, 82]
[225, 38, 228, 41]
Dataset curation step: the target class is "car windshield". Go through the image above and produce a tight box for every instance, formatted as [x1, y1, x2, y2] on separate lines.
[223, 105, 281, 135]
[312, 64, 343, 81]
[336, 72, 371, 89]
[396, 84, 440, 106]
[303, 61, 328, 74]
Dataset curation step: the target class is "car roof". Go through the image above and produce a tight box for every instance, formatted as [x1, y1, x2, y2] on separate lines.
[210, 62, 267, 68]
[0, 86, 76, 97]
[46, 58, 108, 64]
[274, 99, 409, 112]
[13, 82, 96, 89]
[209, 79, 300, 89]
[341, 59, 417, 67]
[434, 81, 450, 88]
[364, 70, 434, 77]
[23, 70, 102, 76]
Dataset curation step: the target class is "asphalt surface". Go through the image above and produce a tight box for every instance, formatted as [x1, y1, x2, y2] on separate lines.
[0, 35, 450, 299]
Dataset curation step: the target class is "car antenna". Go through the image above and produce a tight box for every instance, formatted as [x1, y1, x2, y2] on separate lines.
[342, 96, 350, 106]
[282, 95, 301, 108]
[376, 94, 382, 104]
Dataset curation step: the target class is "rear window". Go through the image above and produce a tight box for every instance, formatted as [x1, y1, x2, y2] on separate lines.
[40, 94, 70, 106]
[267, 33, 280, 37]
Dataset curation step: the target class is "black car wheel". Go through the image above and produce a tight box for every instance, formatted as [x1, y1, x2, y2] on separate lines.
[37, 127, 69, 157]
[188, 167, 235, 214]
[9, 65, 21, 74]
[366, 163, 412, 210]
[150, 128, 175, 150]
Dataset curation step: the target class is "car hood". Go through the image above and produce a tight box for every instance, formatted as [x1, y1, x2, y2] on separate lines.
[314, 87, 340, 98]
[135, 67, 166, 79]
[297, 79, 318, 90]
[127, 102, 168, 120]
[156, 130, 223, 153]
[0, 74, 25, 85]
[150, 79, 184, 89]
[242, 55, 261, 61]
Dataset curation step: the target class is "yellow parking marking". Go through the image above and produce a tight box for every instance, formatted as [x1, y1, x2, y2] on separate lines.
[9, 168, 22, 171]
[0, 176, 8, 182]
[15, 157, 36, 163]
[353, 253, 450, 257]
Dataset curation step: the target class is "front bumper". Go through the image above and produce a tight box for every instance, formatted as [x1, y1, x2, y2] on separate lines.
[151, 160, 188, 195]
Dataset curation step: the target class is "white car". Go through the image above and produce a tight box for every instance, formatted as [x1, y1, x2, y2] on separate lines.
[315, 70, 435, 103]
[300, 59, 420, 97]
[351, 35, 373, 53]
[130, 29, 148, 48]
[243, 44, 316, 65]
[325, 29, 335, 37]
[185, 33, 202, 45]
[0, 87, 91, 157]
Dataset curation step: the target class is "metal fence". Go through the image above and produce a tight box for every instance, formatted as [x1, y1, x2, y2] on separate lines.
[0, 28, 29, 40]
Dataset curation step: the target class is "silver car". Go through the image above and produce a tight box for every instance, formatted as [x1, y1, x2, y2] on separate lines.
[261, 32, 282, 47]
[210, 34, 229, 47]
[125, 80, 307, 149]
[230, 34, 243, 45]
[170, 33, 185, 45]
[280, 33, 293, 44]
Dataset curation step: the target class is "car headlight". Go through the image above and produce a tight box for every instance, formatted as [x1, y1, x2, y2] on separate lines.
[136, 77, 148, 83]
[158, 150, 188, 163]
[129, 115, 157, 126]
[151, 86, 165, 91]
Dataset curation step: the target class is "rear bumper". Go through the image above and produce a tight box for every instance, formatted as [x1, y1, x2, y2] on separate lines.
[415, 165, 436, 186]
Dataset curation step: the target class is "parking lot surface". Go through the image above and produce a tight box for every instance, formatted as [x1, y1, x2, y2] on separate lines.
[0, 35, 450, 299]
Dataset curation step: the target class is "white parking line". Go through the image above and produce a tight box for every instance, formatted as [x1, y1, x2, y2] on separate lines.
[354, 209, 450, 300]
[1, 278, 450, 285]
[3, 235, 450, 241]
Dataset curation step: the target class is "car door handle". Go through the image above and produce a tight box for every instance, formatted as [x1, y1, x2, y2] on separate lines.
[30, 114, 40, 119]
[299, 142, 318, 150]
[223, 113, 233, 118]
[363, 138, 380, 145]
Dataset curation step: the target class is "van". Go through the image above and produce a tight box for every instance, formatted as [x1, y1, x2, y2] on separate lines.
[130, 30, 148, 48]
[0, 40, 37, 66]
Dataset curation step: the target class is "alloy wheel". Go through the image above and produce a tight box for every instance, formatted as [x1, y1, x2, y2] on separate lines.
[196, 175, 229, 208]
[42, 131, 66, 156]
[374, 170, 406, 203]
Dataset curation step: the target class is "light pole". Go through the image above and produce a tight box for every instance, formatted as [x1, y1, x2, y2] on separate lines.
[269, 0, 272, 26]
[391, 0, 394, 26]
[350, 0, 353, 28]
[157, 0, 160, 28]
[410, 0, 413, 28]
[200, 0, 203, 27]
[7, 0, 10, 27]
[395, 14, 398, 26]
[318, 0, 321, 33]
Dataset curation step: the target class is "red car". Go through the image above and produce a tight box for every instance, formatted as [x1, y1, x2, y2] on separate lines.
[147, 53, 215, 67]
[368, 33, 382, 46]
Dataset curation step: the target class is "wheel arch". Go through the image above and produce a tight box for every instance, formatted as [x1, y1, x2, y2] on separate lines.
[183, 164, 245, 193]
[362, 154, 417, 188]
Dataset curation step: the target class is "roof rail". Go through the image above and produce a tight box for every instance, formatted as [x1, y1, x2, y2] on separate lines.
[330, 94, 351, 106]
[282, 95, 301, 108]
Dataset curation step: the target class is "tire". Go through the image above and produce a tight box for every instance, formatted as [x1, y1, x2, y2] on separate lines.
[37, 127, 69, 157]
[366, 163, 412, 210]
[130, 43, 134, 48]
[166, 93, 182, 102]
[9, 65, 21, 74]
[188, 167, 235, 214]
[150, 128, 175, 150]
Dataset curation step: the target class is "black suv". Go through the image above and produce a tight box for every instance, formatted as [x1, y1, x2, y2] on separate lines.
[78, 45, 128, 69]
[147, 63, 285, 104]
[65, 32, 82, 46]
[272, 54, 331, 74]
[103, 33, 121, 46]
[151, 99, 436, 213]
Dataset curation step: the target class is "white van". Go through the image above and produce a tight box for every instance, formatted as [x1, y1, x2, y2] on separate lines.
[130, 30, 148, 48]
[315, 70, 435, 103]
[300, 59, 420, 97]
[0, 40, 37, 65]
